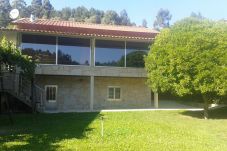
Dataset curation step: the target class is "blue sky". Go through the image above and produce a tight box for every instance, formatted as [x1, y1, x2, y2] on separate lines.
[24, 0, 227, 27]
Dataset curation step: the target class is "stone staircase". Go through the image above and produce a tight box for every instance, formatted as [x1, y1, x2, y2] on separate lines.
[0, 67, 45, 112]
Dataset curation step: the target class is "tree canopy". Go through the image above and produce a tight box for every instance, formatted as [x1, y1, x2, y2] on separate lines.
[145, 17, 227, 119]
[0, 0, 11, 27]
[11, 0, 29, 18]
[0, 0, 138, 27]
[153, 8, 172, 30]
[142, 19, 148, 28]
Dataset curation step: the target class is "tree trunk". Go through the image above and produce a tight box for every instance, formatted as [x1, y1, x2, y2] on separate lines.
[202, 95, 209, 119]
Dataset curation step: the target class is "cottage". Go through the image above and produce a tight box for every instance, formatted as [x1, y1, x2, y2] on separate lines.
[0, 18, 159, 112]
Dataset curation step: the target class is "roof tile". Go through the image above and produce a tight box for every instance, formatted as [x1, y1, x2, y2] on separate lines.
[11, 18, 159, 40]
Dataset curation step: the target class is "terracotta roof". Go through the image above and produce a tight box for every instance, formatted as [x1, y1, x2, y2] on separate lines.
[11, 18, 159, 40]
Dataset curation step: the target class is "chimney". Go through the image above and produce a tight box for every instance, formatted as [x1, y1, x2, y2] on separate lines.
[30, 14, 35, 22]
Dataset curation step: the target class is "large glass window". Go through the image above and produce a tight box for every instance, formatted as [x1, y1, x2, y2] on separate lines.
[126, 42, 150, 67]
[58, 37, 90, 65]
[21, 34, 56, 64]
[95, 40, 125, 67]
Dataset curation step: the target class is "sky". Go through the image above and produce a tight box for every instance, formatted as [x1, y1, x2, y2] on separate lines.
[24, 0, 227, 27]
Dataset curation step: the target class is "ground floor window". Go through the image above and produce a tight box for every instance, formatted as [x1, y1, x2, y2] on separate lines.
[107, 87, 121, 100]
[45, 85, 57, 102]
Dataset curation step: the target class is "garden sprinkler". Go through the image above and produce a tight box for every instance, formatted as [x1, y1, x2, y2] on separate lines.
[101, 116, 104, 137]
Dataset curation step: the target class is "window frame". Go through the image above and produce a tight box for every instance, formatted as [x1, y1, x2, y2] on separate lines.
[21, 34, 57, 65]
[94, 39, 126, 67]
[45, 85, 58, 103]
[57, 36, 91, 66]
[107, 86, 122, 101]
[20, 34, 92, 66]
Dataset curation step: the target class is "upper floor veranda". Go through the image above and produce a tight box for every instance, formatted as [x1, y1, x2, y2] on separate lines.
[0, 18, 159, 78]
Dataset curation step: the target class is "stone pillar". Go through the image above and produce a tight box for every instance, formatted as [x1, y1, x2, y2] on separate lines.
[90, 38, 95, 67]
[90, 76, 94, 111]
[90, 38, 95, 111]
[154, 92, 159, 108]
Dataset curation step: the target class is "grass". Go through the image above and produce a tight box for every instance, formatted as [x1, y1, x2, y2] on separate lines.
[1, 107, 227, 151]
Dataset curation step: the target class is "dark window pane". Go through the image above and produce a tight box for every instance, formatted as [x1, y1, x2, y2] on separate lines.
[115, 88, 121, 99]
[46, 87, 50, 100]
[46, 86, 57, 101]
[126, 42, 150, 67]
[95, 40, 125, 67]
[108, 88, 114, 99]
[21, 34, 56, 64]
[58, 37, 90, 65]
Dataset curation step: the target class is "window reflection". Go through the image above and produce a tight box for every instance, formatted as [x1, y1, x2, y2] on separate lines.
[21, 34, 56, 64]
[126, 42, 150, 67]
[95, 40, 125, 67]
[58, 37, 90, 65]
[21, 34, 150, 68]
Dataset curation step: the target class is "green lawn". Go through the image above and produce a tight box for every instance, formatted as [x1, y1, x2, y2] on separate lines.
[1, 108, 227, 151]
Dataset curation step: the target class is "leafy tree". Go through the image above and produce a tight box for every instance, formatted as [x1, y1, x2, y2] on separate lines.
[153, 8, 172, 30]
[86, 15, 101, 24]
[0, 0, 11, 27]
[102, 10, 120, 25]
[89, 8, 104, 18]
[61, 7, 72, 20]
[11, 0, 29, 18]
[42, 0, 53, 19]
[73, 6, 89, 22]
[145, 18, 227, 119]
[86, 8, 103, 24]
[30, 0, 43, 18]
[190, 12, 205, 19]
[119, 9, 131, 25]
[142, 19, 148, 27]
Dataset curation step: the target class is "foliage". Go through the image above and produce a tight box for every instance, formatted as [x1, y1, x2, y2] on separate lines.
[11, 0, 29, 18]
[142, 19, 148, 27]
[145, 17, 227, 118]
[0, 36, 35, 79]
[190, 12, 205, 20]
[0, 0, 136, 27]
[153, 8, 172, 30]
[0, 0, 11, 27]
[126, 51, 147, 67]
[72, 6, 90, 22]
[119, 9, 131, 26]
[101, 10, 121, 25]
[1, 109, 227, 150]
[30, 0, 43, 18]
[60, 7, 72, 20]
[42, 0, 53, 19]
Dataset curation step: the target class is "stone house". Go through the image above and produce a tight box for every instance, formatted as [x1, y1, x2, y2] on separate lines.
[0, 18, 159, 112]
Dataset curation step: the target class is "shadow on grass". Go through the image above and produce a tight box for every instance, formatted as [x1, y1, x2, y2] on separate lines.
[0, 112, 100, 151]
[181, 106, 227, 119]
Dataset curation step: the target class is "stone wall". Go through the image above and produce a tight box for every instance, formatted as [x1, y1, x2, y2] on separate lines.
[36, 75, 90, 112]
[94, 77, 152, 110]
[36, 65, 147, 77]
[36, 75, 152, 112]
